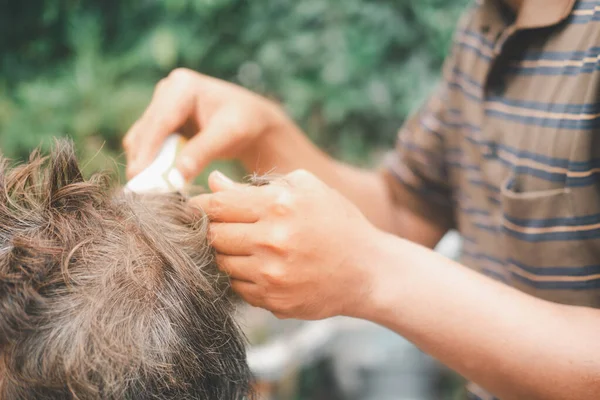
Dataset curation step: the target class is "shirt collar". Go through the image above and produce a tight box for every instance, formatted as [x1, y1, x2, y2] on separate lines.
[511, 0, 577, 29]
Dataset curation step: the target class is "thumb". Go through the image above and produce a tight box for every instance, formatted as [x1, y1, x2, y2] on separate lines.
[176, 113, 233, 180]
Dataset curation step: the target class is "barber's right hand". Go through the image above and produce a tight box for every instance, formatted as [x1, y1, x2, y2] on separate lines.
[123, 68, 290, 180]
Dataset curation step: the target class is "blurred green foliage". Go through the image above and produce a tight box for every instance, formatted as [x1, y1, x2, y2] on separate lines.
[0, 0, 469, 177]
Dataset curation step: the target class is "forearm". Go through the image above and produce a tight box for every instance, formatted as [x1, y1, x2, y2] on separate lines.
[240, 117, 445, 246]
[358, 232, 600, 400]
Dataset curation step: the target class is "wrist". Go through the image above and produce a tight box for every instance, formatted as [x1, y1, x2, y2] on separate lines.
[345, 230, 413, 321]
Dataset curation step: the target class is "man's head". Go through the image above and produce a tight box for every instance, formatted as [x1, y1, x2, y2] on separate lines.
[0, 141, 252, 399]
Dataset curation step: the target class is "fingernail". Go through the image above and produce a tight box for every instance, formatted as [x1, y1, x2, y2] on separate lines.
[211, 170, 234, 184]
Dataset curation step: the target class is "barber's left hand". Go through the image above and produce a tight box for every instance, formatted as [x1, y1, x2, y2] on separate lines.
[192, 169, 383, 320]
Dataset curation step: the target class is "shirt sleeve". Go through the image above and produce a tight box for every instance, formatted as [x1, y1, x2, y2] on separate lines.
[381, 4, 480, 231]
[381, 62, 457, 231]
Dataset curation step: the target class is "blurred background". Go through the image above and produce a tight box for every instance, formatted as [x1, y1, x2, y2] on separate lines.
[0, 0, 469, 398]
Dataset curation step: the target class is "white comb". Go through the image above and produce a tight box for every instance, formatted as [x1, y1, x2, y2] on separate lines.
[125, 134, 187, 194]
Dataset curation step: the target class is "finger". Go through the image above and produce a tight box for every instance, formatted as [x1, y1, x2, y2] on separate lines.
[176, 112, 235, 180]
[215, 254, 257, 283]
[210, 222, 258, 256]
[126, 76, 195, 178]
[230, 279, 264, 308]
[191, 190, 263, 223]
[124, 83, 175, 179]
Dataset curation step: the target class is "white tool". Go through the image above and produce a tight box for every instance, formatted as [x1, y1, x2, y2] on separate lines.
[125, 133, 188, 194]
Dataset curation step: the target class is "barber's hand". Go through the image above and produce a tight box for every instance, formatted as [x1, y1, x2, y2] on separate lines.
[123, 68, 289, 180]
[193, 169, 383, 320]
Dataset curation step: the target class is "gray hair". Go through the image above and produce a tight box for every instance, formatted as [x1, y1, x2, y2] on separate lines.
[0, 140, 252, 399]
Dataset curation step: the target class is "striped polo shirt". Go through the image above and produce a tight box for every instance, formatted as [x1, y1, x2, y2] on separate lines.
[384, 0, 600, 398]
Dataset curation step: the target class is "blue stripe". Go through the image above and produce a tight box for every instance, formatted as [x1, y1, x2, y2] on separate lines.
[398, 140, 439, 158]
[468, 158, 597, 187]
[508, 258, 600, 277]
[485, 109, 600, 130]
[468, 179, 500, 193]
[474, 223, 501, 233]
[419, 119, 444, 140]
[436, 122, 600, 187]
[444, 122, 600, 173]
[496, 162, 571, 185]
[482, 268, 508, 283]
[462, 250, 505, 265]
[504, 213, 600, 229]
[450, 77, 600, 132]
[498, 162, 600, 187]
[451, 67, 600, 116]
[503, 226, 600, 242]
[466, 137, 600, 171]
[440, 114, 600, 171]
[447, 161, 481, 171]
[569, 13, 600, 24]
[455, 29, 494, 62]
[574, 1, 600, 10]
[507, 64, 600, 76]
[511, 273, 600, 290]
[449, 71, 600, 131]
[487, 96, 600, 115]
[488, 196, 501, 205]
[462, 235, 478, 244]
[438, 119, 470, 131]
[495, 157, 565, 182]
[457, 41, 493, 62]
[519, 47, 600, 62]
[459, 29, 494, 48]
[461, 207, 490, 216]
[449, 82, 482, 102]
[452, 67, 483, 88]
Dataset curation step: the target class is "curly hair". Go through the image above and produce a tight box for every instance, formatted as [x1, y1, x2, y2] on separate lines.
[0, 140, 252, 399]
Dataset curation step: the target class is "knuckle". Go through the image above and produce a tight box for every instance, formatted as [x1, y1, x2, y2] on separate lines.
[270, 189, 296, 216]
[262, 265, 286, 286]
[168, 68, 192, 82]
[122, 135, 132, 150]
[263, 296, 283, 313]
[288, 168, 312, 181]
[155, 112, 180, 132]
[168, 68, 199, 93]
[255, 285, 268, 301]
[217, 258, 230, 274]
[263, 225, 292, 252]
[205, 195, 223, 213]
[154, 78, 168, 92]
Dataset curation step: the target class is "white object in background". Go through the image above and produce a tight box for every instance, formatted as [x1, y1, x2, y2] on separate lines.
[125, 134, 187, 194]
